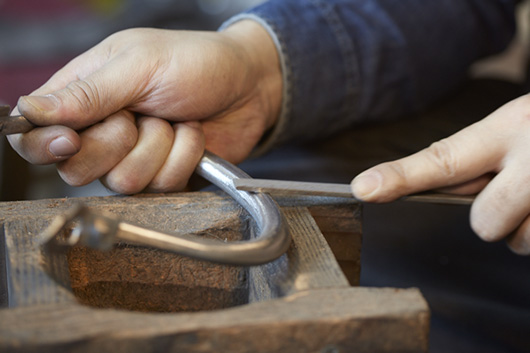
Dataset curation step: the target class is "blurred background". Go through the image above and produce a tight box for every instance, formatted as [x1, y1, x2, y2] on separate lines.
[0, 0, 264, 200]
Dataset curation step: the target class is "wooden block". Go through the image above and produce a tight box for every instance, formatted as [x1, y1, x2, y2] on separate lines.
[67, 245, 249, 312]
[2, 193, 248, 310]
[0, 287, 429, 353]
[262, 195, 363, 285]
[0, 192, 429, 352]
[3, 218, 75, 307]
[249, 207, 349, 302]
[308, 202, 362, 285]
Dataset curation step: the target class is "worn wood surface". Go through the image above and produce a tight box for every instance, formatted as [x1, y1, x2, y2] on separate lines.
[2, 193, 249, 310]
[0, 287, 429, 353]
[249, 207, 349, 302]
[308, 202, 362, 285]
[0, 192, 429, 352]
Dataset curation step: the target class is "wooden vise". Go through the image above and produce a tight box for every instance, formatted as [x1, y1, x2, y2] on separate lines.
[0, 192, 429, 352]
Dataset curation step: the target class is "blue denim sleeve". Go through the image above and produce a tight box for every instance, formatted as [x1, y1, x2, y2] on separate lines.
[221, 0, 518, 151]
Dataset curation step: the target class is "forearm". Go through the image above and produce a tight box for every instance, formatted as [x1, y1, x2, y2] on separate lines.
[223, 0, 519, 150]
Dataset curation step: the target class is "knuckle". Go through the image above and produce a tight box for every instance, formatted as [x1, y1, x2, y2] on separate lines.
[378, 161, 408, 191]
[385, 162, 407, 184]
[122, 130, 138, 151]
[185, 129, 206, 150]
[65, 79, 102, 116]
[106, 114, 139, 152]
[425, 139, 458, 179]
[105, 175, 144, 195]
[57, 164, 93, 187]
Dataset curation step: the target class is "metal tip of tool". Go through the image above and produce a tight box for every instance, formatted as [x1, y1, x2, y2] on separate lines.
[0, 104, 36, 135]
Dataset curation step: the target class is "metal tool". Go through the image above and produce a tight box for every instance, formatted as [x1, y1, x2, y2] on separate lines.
[1, 105, 290, 265]
[0, 105, 35, 135]
[234, 178, 475, 205]
[41, 152, 290, 265]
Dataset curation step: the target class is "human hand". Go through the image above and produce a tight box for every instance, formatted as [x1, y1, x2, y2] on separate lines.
[8, 20, 282, 194]
[351, 94, 530, 255]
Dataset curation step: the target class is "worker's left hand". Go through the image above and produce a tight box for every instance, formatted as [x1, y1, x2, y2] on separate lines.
[7, 21, 282, 194]
[351, 94, 530, 255]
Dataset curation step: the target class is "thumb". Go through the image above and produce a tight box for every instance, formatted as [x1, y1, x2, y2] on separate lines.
[17, 59, 143, 130]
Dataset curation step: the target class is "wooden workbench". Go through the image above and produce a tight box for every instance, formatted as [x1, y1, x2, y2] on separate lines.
[0, 192, 429, 352]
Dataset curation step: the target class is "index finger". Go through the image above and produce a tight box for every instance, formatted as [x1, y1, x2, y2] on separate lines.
[351, 116, 504, 202]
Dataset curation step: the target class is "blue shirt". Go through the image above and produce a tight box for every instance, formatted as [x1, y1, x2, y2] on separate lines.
[222, 0, 518, 152]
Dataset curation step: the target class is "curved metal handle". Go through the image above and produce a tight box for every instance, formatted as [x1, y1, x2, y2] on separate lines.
[192, 151, 291, 264]
[42, 151, 291, 266]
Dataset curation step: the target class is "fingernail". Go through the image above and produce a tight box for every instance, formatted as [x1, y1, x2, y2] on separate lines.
[351, 170, 382, 199]
[49, 136, 78, 158]
[21, 95, 59, 112]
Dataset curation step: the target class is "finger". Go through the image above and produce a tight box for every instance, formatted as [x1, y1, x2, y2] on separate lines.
[146, 121, 205, 192]
[506, 216, 530, 255]
[470, 164, 530, 242]
[16, 55, 151, 129]
[102, 117, 174, 194]
[57, 110, 137, 186]
[351, 120, 502, 202]
[435, 173, 494, 195]
[6, 104, 81, 164]
[7, 126, 81, 164]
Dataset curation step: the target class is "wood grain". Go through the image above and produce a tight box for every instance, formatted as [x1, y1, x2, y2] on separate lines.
[0, 287, 429, 353]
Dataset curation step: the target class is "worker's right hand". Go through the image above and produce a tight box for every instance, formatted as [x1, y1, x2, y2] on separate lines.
[351, 94, 530, 255]
[7, 21, 282, 194]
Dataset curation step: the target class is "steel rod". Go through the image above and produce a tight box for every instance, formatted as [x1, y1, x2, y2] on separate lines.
[233, 178, 475, 206]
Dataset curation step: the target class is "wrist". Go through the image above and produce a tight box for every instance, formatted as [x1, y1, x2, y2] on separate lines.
[221, 20, 282, 131]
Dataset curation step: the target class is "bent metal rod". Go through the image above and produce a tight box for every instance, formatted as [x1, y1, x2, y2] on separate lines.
[1, 105, 291, 266]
